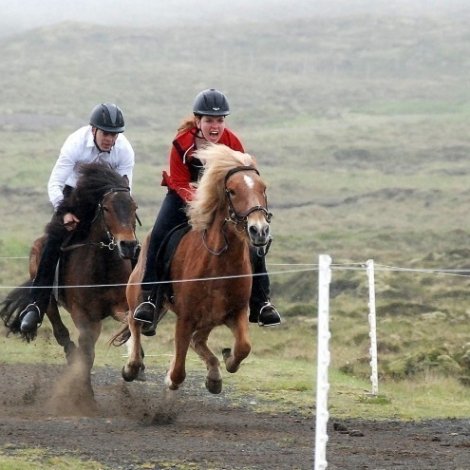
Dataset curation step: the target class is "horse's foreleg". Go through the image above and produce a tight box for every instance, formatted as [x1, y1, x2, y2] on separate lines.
[165, 318, 192, 390]
[60, 318, 101, 407]
[122, 315, 144, 382]
[46, 298, 77, 364]
[77, 322, 101, 368]
[223, 312, 251, 373]
[191, 327, 222, 394]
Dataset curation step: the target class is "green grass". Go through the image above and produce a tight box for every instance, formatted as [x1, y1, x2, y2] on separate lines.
[2, 307, 470, 421]
[0, 449, 107, 470]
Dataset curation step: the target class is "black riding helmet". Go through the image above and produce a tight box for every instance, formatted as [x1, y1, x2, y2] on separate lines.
[89, 103, 125, 133]
[193, 89, 230, 117]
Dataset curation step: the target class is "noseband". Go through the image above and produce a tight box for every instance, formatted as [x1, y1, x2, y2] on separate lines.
[203, 166, 272, 256]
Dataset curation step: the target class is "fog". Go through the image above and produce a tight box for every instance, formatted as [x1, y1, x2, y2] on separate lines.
[1, 0, 469, 36]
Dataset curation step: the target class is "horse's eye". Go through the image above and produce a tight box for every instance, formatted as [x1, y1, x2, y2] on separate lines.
[102, 206, 110, 212]
[227, 189, 235, 197]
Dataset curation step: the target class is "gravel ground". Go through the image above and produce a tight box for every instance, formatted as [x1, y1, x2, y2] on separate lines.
[0, 363, 469, 469]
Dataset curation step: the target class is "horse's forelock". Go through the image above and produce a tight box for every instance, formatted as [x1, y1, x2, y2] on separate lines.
[70, 163, 128, 225]
[75, 163, 127, 199]
[188, 144, 256, 230]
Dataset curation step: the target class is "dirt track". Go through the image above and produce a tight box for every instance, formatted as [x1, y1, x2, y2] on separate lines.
[0, 363, 469, 469]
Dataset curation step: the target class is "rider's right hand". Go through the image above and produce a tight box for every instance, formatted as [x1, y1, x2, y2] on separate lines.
[63, 212, 80, 231]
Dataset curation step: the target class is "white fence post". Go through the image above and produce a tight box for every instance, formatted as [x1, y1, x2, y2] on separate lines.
[315, 254, 332, 470]
[366, 259, 379, 396]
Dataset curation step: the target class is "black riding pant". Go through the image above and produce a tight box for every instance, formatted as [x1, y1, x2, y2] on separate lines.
[142, 190, 272, 310]
[29, 213, 69, 311]
[142, 190, 188, 287]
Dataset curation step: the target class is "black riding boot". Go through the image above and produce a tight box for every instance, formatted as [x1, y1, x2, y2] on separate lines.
[133, 234, 159, 334]
[249, 247, 281, 327]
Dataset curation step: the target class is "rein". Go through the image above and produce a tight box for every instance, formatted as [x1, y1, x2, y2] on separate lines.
[202, 166, 272, 256]
[202, 220, 230, 256]
[61, 187, 138, 253]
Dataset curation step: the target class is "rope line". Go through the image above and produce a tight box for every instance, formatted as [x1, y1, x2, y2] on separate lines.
[0, 268, 318, 290]
[1, 258, 470, 290]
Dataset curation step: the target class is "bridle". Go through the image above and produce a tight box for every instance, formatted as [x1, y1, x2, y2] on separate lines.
[203, 166, 272, 255]
[224, 166, 272, 226]
[61, 187, 140, 252]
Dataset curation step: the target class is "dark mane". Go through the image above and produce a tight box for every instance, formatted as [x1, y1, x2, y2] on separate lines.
[60, 162, 129, 231]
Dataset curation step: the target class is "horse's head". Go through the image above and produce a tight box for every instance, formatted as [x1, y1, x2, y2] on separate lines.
[224, 166, 272, 248]
[71, 163, 140, 260]
[98, 187, 139, 260]
[188, 144, 273, 249]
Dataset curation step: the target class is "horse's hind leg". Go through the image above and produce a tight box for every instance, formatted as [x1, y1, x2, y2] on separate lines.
[165, 318, 192, 390]
[223, 313, 251, 374]
[122, 316, 145, 382]
[46, 298, 77, 364]
[191, 327, 222, 394]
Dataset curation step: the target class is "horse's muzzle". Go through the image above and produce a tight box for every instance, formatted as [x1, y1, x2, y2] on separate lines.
[118, 240, 140, 260]
[248, 221, 271, 247]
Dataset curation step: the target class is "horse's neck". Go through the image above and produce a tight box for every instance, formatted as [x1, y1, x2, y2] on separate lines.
[205, 213, 249, 254]
[87, 218, 106, 242]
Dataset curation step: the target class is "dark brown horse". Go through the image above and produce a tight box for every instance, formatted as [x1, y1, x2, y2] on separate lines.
[1, 162, 140, 399]
[116, 144, 272, 394]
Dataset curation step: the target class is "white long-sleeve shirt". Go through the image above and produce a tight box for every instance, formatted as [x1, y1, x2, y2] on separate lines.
[47, 125, 135, 209]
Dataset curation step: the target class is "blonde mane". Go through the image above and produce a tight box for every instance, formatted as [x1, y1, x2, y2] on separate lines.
[187, 144, 257, 231]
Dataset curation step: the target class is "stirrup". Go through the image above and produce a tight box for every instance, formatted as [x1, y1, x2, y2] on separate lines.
[258, 302, 281, 327]
[19, 303, 41, 320]
[133, 300, 156, 324]
[141, 305, 168, 337]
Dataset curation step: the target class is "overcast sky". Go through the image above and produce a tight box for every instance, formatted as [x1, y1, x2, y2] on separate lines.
[1, 0, 468, 35]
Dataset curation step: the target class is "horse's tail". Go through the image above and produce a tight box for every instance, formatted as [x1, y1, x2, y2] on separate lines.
[0, 280, 32, 335]
[109, 321, 131, 347]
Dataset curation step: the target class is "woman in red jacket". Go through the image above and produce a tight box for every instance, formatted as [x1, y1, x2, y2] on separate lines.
[134, 88, 281, 333]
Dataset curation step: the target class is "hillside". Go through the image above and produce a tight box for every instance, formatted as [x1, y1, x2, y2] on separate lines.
[1, 13, 470, 250]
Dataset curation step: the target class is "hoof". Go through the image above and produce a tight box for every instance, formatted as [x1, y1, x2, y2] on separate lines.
[206, 377, 223, 394]
[164, 373, 180, 390]
[121, 365, 137, 383]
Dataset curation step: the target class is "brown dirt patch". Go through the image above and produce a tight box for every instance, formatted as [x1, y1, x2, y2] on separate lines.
[0, 363, 469, 469]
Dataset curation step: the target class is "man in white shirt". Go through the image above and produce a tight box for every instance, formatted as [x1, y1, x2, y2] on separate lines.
[19, 103, 135, 335]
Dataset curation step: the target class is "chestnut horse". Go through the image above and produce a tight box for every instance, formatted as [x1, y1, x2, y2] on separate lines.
[117, 144, 272, 394]
[1, 163, 140, 399]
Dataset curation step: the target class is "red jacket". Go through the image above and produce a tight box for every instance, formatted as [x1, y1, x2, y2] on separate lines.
[161, 127, 244, 202]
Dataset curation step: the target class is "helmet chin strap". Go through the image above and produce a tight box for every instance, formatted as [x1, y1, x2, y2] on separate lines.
[92, 128, 112, 154]
[195, 127, 207, 142]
